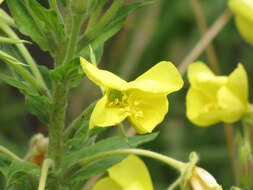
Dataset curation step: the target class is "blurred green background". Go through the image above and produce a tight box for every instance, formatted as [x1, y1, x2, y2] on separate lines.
[1, 0, 253, 189]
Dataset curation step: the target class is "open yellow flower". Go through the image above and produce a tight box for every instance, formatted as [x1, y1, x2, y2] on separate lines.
[92, 155, 153, 190]
[229, 0, 253, 44]
[190, 167, 222, 190]
[186, 62, 249, 126]
[81, 57, 183, 134]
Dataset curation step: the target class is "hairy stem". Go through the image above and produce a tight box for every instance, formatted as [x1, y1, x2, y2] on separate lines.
[48, 82, 68, 190]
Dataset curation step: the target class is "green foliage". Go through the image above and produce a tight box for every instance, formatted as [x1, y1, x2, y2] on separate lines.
[51, 58, 84, 89]
[78, 0, 153, 54]
[25, 95, 51, 124]
[0, 154, 40, 190]
[7, 0, 65, 54]
[63, 133, 158, 186]
[7, 0, 50, 52]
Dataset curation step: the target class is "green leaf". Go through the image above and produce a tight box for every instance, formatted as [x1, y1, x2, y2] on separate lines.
[7, 0, 50, 51]
[51, 58, 84, 88]
[79, 1, 152, 54]
[64, 102, 96, 142]
[63, 133, 158, 185]
[0, 41, 26, 64]
[6, 160, 40, 190]
[25, 95, 51, 124]
[23, 0, 66, 53]
[0, 73, 38, 96]
[0, 37, 30, 44]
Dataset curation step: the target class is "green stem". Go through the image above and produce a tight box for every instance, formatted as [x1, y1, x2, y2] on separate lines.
[38, 159, 54, 190]
[62, 14, 83, 65]
[48, 82, 68, 190]
[49, 0, 63, 23]
[0, 9, 16, 27]
[86, 0, 122, 38]
[167, 177, 181, 190]
[0, 145, 22, 161]
[0, 23, 50, 96]
[78, 0, 123, 51]
[65, 148, 185, 178]
[241, 120, 252, 186]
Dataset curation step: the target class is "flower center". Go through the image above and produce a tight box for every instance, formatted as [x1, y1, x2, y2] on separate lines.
[107, 89, 128, 107]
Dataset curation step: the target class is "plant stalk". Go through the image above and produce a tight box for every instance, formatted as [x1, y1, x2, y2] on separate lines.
[65, 148, 185, 179]
[48, 82, 68, 190]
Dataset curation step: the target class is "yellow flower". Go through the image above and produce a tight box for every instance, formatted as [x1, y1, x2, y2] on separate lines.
[190, 167, 222, 190]
[80, 57, 183, 134]
[186, 62, 249, 126]
[0, 0, 3, 4]
[92, 155, 153, 190]
[229, 0, 253, 44]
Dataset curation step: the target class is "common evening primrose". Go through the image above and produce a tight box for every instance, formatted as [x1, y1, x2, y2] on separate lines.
[229, 0, 253, 44]
[81, 57, 183, 134]
[190, 167, 222, 190]
[186, 62, 249, 126]
[92, 155, 153, 190]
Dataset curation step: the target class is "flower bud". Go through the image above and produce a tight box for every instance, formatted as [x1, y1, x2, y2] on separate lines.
[190, 167, 222, 190]
[229, 0, 253, 44]
[24, 133, 48, 166]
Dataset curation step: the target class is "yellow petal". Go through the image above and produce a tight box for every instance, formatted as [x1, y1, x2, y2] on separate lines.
[217, 87, 245, 123]
[92, 177, 121, 190]
[188, 62, 227, 97]
[128, 90, 168, 134]
[89, 95, 128, 129]
[188, 61, 214, 85]
[80, 57, 128, 91]
[229, 0, 253, 23]
[128, 61, 183, 94]
[186, 88, 221, 126]
[227, 64, 249, 110]
[108, 155, 153, 190]
[0, 0, 3, 4]
[235, 16, 253, 44]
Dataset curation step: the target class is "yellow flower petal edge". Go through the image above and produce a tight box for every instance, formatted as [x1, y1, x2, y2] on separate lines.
[81, 57, 183, 133]
[229, 0, 253, 23]
[0, 0, 3, 4]
[92, 155, 153, 190]
[229, 0, 253, 44]
[186, 62, 249, 127]
[235, 16, 253, 44]
[92, 177, 121, 190]
[80, 57, 128, 91]
[128, 61, 184, 94]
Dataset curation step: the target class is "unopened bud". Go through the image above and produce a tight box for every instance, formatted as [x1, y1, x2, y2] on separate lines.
[24, 133, 48, 167]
